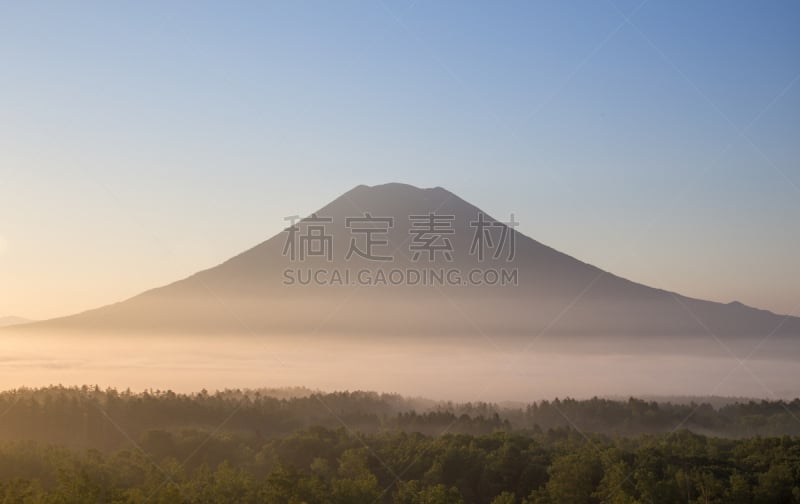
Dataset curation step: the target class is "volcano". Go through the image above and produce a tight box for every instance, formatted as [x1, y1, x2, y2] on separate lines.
[20, 183, 800, 357]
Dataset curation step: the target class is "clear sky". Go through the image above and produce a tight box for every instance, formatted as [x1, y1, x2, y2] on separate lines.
[1, 0, 799, 320]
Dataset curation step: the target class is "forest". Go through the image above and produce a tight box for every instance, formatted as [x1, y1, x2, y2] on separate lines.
[0, 386, 798, 503]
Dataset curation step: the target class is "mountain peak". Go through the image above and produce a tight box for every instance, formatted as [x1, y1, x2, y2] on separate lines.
[347, 182, 452, 199]
[318, 183, 471, 224]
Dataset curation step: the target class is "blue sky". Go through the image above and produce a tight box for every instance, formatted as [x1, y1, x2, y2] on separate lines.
[1, 0, 799, 319]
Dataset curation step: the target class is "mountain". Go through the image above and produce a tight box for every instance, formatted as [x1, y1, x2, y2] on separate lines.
[0, 316, 32, 327]
[18, 183, 800, 356]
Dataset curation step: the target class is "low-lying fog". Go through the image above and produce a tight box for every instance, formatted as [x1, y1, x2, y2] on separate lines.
[1, 331, 797, 401]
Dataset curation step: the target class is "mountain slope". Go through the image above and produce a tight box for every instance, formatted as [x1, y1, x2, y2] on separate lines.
[0, 316, 32, 328]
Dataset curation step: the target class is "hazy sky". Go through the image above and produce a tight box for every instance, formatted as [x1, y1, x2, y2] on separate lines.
[1, 1, 799, 320]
